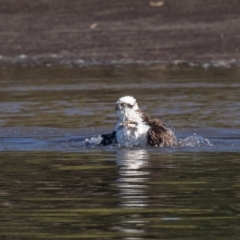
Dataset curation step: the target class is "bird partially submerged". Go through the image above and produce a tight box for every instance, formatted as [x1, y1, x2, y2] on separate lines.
[100, 96, 176, 147]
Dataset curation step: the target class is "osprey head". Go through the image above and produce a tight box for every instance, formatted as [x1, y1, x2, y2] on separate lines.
[115, 96, 140, 121]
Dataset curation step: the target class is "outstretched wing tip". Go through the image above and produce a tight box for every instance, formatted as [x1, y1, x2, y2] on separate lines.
[100, 131, 117, 146]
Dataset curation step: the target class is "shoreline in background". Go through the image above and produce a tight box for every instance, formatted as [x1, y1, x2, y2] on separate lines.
[0, 0, 239, 66]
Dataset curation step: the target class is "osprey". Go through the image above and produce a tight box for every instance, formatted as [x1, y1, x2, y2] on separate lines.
[100, 96, 176, 147]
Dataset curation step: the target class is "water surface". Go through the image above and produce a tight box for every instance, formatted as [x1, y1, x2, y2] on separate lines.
[0, 65, 240, 239]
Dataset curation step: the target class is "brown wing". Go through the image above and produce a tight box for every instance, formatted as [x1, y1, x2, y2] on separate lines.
[147, 118, 176, 147]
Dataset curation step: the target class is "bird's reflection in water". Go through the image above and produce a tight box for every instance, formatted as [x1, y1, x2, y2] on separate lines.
[115, 149, 149, 238]
[116, 149, 149, 208]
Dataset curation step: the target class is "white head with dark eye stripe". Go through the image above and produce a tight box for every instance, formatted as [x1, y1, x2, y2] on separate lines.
[115, 96, 141, 121]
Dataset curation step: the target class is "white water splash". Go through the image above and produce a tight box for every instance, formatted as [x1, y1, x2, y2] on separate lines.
[84, 135, 103, 147]
[178, 135, 212, 148]
[84, 134, 212, 149]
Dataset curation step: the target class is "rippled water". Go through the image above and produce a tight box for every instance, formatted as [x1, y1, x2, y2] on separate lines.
[0, 65, 240, 239]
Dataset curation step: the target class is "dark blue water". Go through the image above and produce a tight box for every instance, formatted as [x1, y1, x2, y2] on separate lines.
[0, 126, 240, 152]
